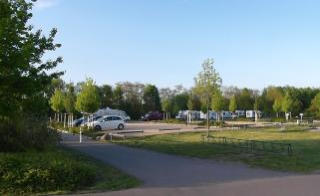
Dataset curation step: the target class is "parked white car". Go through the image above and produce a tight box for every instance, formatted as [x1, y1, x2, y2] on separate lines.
[93, 115, 125, 131]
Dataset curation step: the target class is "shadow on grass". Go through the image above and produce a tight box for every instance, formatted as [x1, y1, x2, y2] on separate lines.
[114, 132, 320, 173]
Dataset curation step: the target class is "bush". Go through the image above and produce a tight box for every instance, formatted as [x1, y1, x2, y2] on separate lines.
[0, 148, 96, 194]
[0, 115, 60, 152]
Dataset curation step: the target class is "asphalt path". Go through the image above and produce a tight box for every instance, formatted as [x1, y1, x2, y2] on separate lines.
[62, 133, 319, 196]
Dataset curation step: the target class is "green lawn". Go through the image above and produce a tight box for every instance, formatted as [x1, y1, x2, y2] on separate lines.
[114, 127, 320, 172]
[0, 147, 140, 195]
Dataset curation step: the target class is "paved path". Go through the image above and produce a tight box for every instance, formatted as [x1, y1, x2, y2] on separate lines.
[62, 133, 319, 196]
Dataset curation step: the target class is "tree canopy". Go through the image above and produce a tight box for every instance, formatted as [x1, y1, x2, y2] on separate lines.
[143, 84, 161, 113]
[194, 58, 222, 111]
[75, 78, 100, 114]
[0, 0, 63, 119]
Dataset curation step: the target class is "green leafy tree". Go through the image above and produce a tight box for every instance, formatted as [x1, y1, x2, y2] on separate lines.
[229, 95, 237, 113]
[188, 91, 202, 111]
[194, 58, 222, 131]
[172, 93, 189, 115]
[50, 89, 64, 122]
[238, 88, 254, 110]
[99, 84, 113, 108]
[211, 90, 224, 121]
[143, 84, 161, 113]
[162, 99, 173, 119]
[75, 78, 100, 114]
[113, 85, 124, 110]
[309, 92, 320, 117]
[282, 92, 294, 120]
[0, 0, 63, 119]
[64, 83, 76, 114]
[273, 98, 282, 118]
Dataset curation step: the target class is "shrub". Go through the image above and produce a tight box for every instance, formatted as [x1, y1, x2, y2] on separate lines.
[0, 115, 60, 152]
[0, 148, 96, 194]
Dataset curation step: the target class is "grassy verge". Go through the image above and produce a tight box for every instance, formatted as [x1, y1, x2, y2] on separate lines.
[50, 122, 105, 139]
[0, 147, 140, 195]
[114, 127, 320, 172]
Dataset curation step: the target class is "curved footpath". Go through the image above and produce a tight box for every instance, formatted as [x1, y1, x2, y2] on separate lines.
[62, 133, 320, 196]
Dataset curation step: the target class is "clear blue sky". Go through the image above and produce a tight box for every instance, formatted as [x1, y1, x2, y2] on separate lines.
[31, 0, 320, 89]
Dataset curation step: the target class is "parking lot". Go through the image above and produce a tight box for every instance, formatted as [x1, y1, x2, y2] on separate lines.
[92, 121, 206, 138]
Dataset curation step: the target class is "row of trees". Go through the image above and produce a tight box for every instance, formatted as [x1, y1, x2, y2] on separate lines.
[50, 59, 320, 122]
[50, 79, 162, 120]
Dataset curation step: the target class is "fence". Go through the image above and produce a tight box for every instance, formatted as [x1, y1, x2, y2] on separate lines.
[202, 135, 293, 155]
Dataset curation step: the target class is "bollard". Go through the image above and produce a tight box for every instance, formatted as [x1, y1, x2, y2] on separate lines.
[80, 127, 82, 143]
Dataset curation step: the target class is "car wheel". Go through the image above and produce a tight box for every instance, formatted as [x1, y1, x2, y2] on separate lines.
[95, 125, 101, 131]
[118, 124, 124, 130]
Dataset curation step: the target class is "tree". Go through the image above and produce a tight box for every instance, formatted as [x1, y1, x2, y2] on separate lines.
[143, 84, 161, 113]
[229, 95, 237, 113]
[50, 89, 64, 122]
[113, 85, 124, 110]
[64, 83, 76, 126]
[75, 78, 100, 114]
[273, 98, 282, 118]
[0, 0, 63, 119]
[172, 93, 189, 115]
[99, 84, 113, 108]
[211, 90, 224, 121]
[188, 90, 202, 111]
[238, 88, 254, 110]
[309, 92, 320, 117]
[194, 58, 222, 132]
[162, 99, 173, 120]
[282, 92, 294, 120]
[116, 82, 144, 119]
[253, 96, 262, 122]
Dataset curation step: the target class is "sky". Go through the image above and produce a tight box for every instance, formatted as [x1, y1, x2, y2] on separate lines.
[31, 0, 320, 90]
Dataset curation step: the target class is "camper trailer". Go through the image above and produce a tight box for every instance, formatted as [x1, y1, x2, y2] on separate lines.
[246, 110, 262, 118]
[235, 110, 246, 117]
[176, 110, 201, 121]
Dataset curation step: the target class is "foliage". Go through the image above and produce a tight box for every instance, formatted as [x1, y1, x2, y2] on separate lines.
[143, 84, 161, 113]
[229, 95, 237, 112]
[309, 92, 320, 117]
[237, 88, 254, 110]
[187, 90, 202, 111]
[0, 117, 60, 152]
[117, 82, 144, 119]
[113, 85, 124, 110]
[0, 0, 63, 151]
[50, 89, 65, 113]
[162, 99, 173, 113]
[75, 78, 100, 114]
[0, 147, 140, 194]
[64, 83, 76, 114]
[99, 84, 113, 108]
[0, 0, 63, 119]
[211, 89, 224, 112]
[172, 93, 189, 115]
[273, 98, 283, 116]
[194, 58, 222, 111]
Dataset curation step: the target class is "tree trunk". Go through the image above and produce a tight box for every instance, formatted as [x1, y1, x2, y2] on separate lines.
[64, 113, 66, 128]
[206, 104, 209, 137]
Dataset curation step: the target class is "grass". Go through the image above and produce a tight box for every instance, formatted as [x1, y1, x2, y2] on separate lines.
[50, 122, 105, 139]
[0, 147, 140, 195]
[114, 126, 320, 172]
